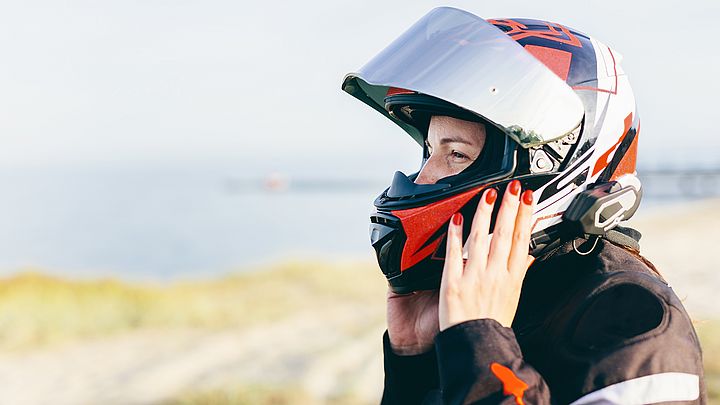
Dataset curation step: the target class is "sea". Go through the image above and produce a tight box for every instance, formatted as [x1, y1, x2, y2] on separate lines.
[0, 162, 717, 281]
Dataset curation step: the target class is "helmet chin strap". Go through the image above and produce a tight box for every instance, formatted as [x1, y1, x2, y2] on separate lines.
[572, 225, 642, 256]
[572, 236, 600, 256]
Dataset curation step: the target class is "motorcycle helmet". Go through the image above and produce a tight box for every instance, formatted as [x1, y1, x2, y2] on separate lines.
[342, 7, 642, 293]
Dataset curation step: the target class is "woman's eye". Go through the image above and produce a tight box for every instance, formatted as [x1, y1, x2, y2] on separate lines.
[450, 150, 469, 161]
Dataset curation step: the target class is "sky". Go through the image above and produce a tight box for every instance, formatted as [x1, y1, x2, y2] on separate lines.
[0, 0, 718, 172]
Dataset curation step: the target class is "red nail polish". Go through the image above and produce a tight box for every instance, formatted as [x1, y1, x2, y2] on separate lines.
[452, 213, 462, 226]
[509, 180, 521, 196]
[485, 188, 497, 204]
[522, 190, 534, 205]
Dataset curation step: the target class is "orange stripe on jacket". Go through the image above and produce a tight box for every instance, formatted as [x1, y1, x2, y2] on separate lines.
[490, 362, 528, 405]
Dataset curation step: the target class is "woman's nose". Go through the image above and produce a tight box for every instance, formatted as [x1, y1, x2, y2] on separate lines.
[414, 158, 441, 185]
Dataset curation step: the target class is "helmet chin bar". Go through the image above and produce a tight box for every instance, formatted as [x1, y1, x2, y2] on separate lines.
[385, 171, 449, 199]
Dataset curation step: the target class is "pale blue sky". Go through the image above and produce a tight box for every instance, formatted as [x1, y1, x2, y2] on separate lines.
[0, 0, 717, 171]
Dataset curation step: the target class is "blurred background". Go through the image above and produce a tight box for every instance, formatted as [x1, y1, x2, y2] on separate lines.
[0, 0, 718, 404]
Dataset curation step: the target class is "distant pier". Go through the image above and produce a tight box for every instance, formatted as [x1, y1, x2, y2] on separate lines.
[225, 167, 720, 198]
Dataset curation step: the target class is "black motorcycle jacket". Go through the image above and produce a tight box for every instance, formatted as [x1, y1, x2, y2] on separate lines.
[381, 229, 707, 404]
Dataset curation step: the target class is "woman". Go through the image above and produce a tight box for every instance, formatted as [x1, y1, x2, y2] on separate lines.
[342, 7, 707, 404]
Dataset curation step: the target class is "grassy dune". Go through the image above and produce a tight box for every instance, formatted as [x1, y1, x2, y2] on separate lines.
[0, 261, 386, 350]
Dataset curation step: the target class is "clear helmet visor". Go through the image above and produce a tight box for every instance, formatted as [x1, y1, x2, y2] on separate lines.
[343, 7, 584, 147]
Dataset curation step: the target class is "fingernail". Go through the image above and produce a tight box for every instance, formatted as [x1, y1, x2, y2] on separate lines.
[452, 212, 462, 226]
[522, 189, 534, 205]
[485, 188, 497, 204]
[509, 180, 521, 196]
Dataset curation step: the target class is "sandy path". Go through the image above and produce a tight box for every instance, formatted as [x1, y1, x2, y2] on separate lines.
[0, 304, 386, 405]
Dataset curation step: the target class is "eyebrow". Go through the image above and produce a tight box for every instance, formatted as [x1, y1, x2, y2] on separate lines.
[438, 136, 475, 146]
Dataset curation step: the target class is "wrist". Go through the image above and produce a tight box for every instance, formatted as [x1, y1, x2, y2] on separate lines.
[389, 339, 434, 356]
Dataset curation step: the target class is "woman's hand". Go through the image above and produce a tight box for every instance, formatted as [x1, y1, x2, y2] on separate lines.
[387, 289, 439, 355]
[439, 180, 535, 331]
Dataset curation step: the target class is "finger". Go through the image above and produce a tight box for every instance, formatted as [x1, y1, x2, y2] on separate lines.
[463, 188, 497, 274]
[441, 212, 464, 288]
[488, 179, 522, 268]
[508, 189, 536, 275]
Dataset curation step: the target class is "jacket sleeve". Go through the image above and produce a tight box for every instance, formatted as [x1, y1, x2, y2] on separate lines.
[381, 330, 440, 405]
[432, 278, 707, 405]
[434, 319, 551, 405]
